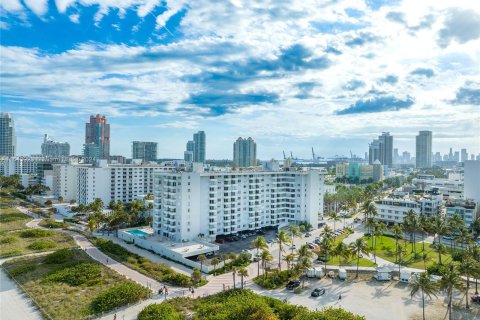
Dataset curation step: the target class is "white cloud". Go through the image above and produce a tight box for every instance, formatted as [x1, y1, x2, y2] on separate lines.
[69, 14, 80, 23]
[0, 0, 23, 12]
[23, 0, 48, 16]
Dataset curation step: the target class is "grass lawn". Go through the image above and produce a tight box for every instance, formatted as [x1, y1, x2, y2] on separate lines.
[2, 249, 150, 320]
[0, 228, 76, 258]
[363, 235, 453, 269]
[327, 256, 376, 267]
[0, 206, 32, 234]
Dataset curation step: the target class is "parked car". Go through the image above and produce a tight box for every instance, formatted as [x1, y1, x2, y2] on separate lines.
[471, 295, 480, 303]
[305, 233, 312, 237]
[267, 239, 275, 244]
[215, 239, 225, 244]
[311, 288, 326, 297]
[314, 239, 321, 245]
[442, 235, 454, 240]
[307, 243, 317, 250]
[253, 254, 261, 262]
[286, 280, 301, 290]
[290, 245, 297, 250]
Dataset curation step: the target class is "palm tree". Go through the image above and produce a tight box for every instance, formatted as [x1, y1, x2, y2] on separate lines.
[361, 199, 373, 220]
[211, 258, 220, 276]
[432, 243, 447, 265]
[376, 221, 387, 244]
[366, 218, 377, 245]
[392, 224, 404, 263]
[320, 225, 335, 242]
[459, 257, 477, 309]
[404, 210, 418, 254]
[440, 263, 465, 320]
[284, 253, 296, 270]
[297, 244, 313, 260]
[232, 266, 237, 289]
[327, 211, 341, 232]
[221, 253, 229, 269]
[419, 215, 430, 252]
[470, 245, 480, 294]
[276, 230, 291, 271]
[198, 254, 207, 273]
[410, 272, 439, 320]
[448, 213, 464, 250]
[430, 216, 450, 245]
[288, 225, 301, 253]
[333, 242, 350, 268]
[87, 216, 98, 233]
[295, 256, 313, 288]
[252, 236, 268, 276]
[260, 249, 273, 282]
[238, 267, 249, 289]
[397, 244, 406, 275]
[317, 237, 333, 271]
[349, 238, 370, 278]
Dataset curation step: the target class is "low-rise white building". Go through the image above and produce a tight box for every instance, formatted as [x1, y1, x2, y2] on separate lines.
[445, 198, 478, 227]
[153, 167, 325, 242]
[375, 196, 421, 225]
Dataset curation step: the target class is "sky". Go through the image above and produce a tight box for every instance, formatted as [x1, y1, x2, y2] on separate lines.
[1, 0, 479, 160]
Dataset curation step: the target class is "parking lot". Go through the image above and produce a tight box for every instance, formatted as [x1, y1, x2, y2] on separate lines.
[215, 229, 278, 256]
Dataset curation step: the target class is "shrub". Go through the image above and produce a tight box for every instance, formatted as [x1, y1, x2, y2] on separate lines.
[39, 218, 67, 229]
[28, 241, 56, 250]
[45, 262, 102, 286]
[91, 283, 151, 313]
[293, 287, 302, 294]
[10, 263, 37, 276]
[162, 273, 192, 287]
[0, 236, 17, 244]
[0, 249, 22, 257]
[64, 218, 79, 224]
[138, 303, 183, 320]
[0, 212, 28, 223]
[253, 269, 295, 289]
[44, 248, 74, 264]
[427, 263, 448, 276]
[95, 238, 131, 260]
[20, 229, 54, 238]
[451, 251, 466, 262]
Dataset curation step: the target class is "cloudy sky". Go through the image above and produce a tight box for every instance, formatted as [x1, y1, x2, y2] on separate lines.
[1, 0, 479, 160]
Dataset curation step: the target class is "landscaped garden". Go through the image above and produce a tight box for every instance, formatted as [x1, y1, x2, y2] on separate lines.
[363, 234, 453, 269]
[0, 228, 76, 258]
[2, 248, 151, 320]
[95, 238, 206, 287]
[137, 289, 365, 320]
[0, 206, 32, 233]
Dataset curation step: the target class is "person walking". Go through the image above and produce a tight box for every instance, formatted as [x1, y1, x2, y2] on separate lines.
[113, 314, 117, 320]
[338, 294, 342, 300]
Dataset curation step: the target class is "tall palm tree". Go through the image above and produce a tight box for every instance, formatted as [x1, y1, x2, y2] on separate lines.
[198, 254, 207, 273]
[333, 242, 350, 268]
[317, 237, 334, 271]
[430, 216, 450, 245]
[448, 213, 464, 250]
[470, 244, 480, 294]
[419, 215, 430, 252]
[297, 244, 313, 260]
[260, 249, 273, 282]
[432, 243, 447, 265]
[392, 224, 404, 263]
[440, 263, 465, 320]
[295, 256, 313, 288]
[288, 225, 301, 253]
[284, 253, 296, 270]
[349, 238, 370, 277]
[211, 257, 220, 276]
[410, 272, 439, 320]
[232, 266, 237, 289]
[276, 230, 291, 271]
[397, 244, 406, 275]
[376, 221, 387, 244]
[327, 211, 341, 232]
[252, 236, 268, 277]
[459, 257, 477, 309]
[221, 254, 229, 269]
[404, 210, 418, 254]
[366, 217, 377, 244]
[238, 267, 249, 289]
[361, 199, 373, 220]
[320, 225, 335, 241]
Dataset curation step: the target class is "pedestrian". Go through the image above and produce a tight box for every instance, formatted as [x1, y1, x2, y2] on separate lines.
[107, 258, 109, 264]
[113, 314, 117, 320]
[339, 294, 342, 300]
[192, 288, 195, 297]
[159, 288, 163, 295]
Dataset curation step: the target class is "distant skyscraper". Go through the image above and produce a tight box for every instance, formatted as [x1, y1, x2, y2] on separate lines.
[368, 132, 392, 166]
[193, 131, 206, 162]
[393, 148, 399, 163]
[434, 152, 442, 162]
[368, 139, 381, 164]
[41, 134, 70, 157]
[461, 149, 468, 162]
[448, 148, 453, 161]
[132, 141, 157, 161]
[0, 113, 16, 156]
[416, 130, 432, 168]
[454, 151, 460, 162]
[402, 151, 411, 163]
[84, 114, 110, 160]
[233, 137, 257, 167]
[184, 140, 194, 162]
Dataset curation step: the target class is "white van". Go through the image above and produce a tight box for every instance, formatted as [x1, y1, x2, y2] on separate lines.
[338, 268, 347, 280]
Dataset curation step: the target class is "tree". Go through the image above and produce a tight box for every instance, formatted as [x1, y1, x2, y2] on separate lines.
[211, 258, 220, 276]
[391, 224, 404, 263]
[221, 254, 230, 269]
[327, 211, 341, 232]
[430, 216, 450, 245]
[333, 242, 351, 268]
[404, 210, 418, 254]
[320, 225, 335, 242]
[419, 215, 430, 252]
[317, 237, 334, 271]
[410, 272, 439, 320]
[440, 263, 464, 320]
[238, 267, 249, 289]
[87, 216, 98, 233]
[376, 222, 387, 244]
[260, 250, 273, 282]
[231, 266, 237, 289]
[58, 196, 64, 203]
[288, 225, 301, 253]
[276, 230, 291, 271]
[448, 213, 464, 250]
[45, 200, 52, 206]
[284, 253, 296, 270]
[198, 254, 207, 273]
[252, 236, 268, 277]
[432, 243, 447, 265]
[458, 257, 477, 309]
[191, 268, 202, 286]
[295, 256, 313, 288]
[366, 218, 377, 244]
[349, 238, 369, 278]
[297, 244, 313, 260]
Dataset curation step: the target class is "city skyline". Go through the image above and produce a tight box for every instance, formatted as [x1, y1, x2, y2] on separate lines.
[1, 1, 479, 158]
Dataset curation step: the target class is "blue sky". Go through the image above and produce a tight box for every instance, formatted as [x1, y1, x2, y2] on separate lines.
[1, 0, 479, 159]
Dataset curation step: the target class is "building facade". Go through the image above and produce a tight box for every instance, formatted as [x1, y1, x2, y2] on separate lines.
[464, 160, 480, 203]
[85, 114, 110, 160]
[41, 134, 70, 157]
[416, 130, 432, 168]
[132, 141, 158, 162]
[0, 113, 16, 157]
[233, 137, 257, 167]
[193, 131, 206, 163]
[153, 168, 325, 242]
[445, 198, 477, 227]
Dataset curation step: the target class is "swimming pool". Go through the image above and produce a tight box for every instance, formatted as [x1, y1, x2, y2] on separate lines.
[127, 229, 149, 237]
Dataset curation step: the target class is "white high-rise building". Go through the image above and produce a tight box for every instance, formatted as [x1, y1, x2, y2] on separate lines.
[416, 131, 432, 168]
[41, 134, 70, 157]
[464, 160, 480, 203]
[53, 163, 78, 202]
[233, 137, 257, 167]
[153, 167, 325, 242]
[0, 113, 16, 157]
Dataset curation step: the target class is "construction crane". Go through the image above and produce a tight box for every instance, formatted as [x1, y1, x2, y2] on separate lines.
[290, 151, 294, 160]
[350, 150, 353, 159]
[312, 147, 316, 160]
[283, 151, 286, 160]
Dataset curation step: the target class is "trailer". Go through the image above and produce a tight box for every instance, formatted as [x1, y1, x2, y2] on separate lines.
[314, 267, 324, 278]
[338, 268, 347, 280]
[400, 271, 412, 283]
[306, 268, 315, 278]
[374, 267, 392, 281]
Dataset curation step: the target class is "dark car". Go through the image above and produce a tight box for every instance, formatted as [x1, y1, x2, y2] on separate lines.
[305, 233, 312, 237]
[311, 288, 326, 297]
[471, 295, 480, 303]
[215, 239, 225, 244]
[286, 280, 301, 290]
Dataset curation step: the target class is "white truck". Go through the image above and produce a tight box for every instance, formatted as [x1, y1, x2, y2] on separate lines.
[400, 271, 412, 283]
[374, 267, 392, 281]
[338, 268, 347, 280]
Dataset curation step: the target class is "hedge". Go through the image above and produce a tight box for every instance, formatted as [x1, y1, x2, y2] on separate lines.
[91, 283, 151, 313]
[10, 262, 37, 277]
[27, 241, 56, 250]
[44, 248, 74, 264]
[137, 303, 183, 320]
[45, 262, 102, 286]
[20, 229, 55, 238]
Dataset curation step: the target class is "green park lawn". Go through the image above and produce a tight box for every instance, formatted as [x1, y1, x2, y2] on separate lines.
[326, 256, 376, 267]
[3, 249, 150, 320]
[0, 206, 32, 233]
[0, 228, 76, 258]
[364, 235, 453, 269]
